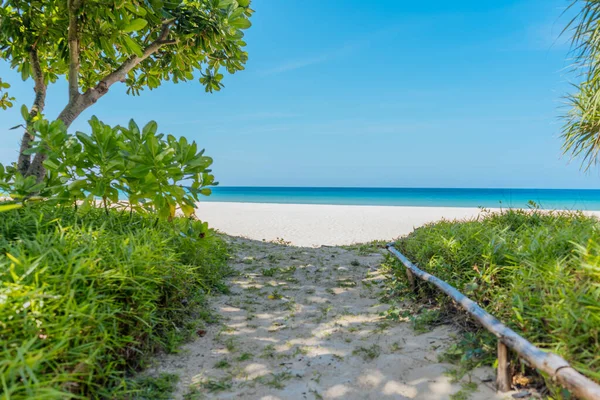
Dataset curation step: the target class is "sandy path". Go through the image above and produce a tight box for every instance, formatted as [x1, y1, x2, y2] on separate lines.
[151, 237, 506, 399]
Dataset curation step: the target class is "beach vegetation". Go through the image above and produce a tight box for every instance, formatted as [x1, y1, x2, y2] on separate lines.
[342, 240, 386, 255]
[214, 359, 231, 369]
[352, 344, 382, 361]
[236, 352, 254, 362]
[133, 373, 180, 400]
[410, 308, 443, 334]
[261, 371, 293, 389]
[0, 0, 253, 180]
[0, 204, 230, 399]
[261, 267, 278, 276]
[199, 377, 233, 393]
[393, 209, 600, 395]
[449, 381, 478, 400]
[0, 116, 216, 220]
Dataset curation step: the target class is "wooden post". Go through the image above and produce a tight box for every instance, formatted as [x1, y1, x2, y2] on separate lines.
[497, 340, 511, 392]
[406, 267, 416, 292]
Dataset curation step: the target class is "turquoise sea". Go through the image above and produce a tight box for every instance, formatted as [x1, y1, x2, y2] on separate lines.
[204, 187, 600, 211]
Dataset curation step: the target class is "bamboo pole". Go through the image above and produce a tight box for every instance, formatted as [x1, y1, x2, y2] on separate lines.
[386, 244, 600, 400]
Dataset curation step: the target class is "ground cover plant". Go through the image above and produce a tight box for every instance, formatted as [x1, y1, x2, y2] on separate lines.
[393, 209, 600, 397]
[0, 205, 230, 399]
[0, 1, 246, 398]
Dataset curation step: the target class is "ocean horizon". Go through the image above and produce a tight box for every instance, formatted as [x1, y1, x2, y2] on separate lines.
[203, 187, 600, 210]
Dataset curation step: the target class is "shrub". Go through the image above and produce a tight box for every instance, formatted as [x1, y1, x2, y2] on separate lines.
[23, 117, 214, 219]
[394, 209, 600, 392]
[0, 204, 229, 399]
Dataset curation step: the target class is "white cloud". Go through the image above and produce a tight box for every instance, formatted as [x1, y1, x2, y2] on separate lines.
[261, 41, 364, 75]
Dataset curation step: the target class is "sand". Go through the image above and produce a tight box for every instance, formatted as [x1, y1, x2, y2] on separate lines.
[195, 202, 493, 247]
[146, 202, 576, 398]
[151, 237, 507, 399]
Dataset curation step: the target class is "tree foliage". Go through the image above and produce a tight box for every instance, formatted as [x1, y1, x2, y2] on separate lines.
[1, 116, 216, 220]
[0, 0, 252, 94]
[0, 0, 252, 178]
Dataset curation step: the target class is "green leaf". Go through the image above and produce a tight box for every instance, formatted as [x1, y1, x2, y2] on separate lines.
[230, 17, 251, 29]
[42, 159, 60, 170]
[181, 203, 195, 216]
[76, 132, 96, 149]
[20, 105, 29, 121]
[68, 180, 89, 190]
[122, 35, 144, 57]
[122, 19, 148, 33]
[0, 203, 22, 212]
[22, 147, 41, 155]
[142, 121, 158, 137]
[124, 3, 147, 16]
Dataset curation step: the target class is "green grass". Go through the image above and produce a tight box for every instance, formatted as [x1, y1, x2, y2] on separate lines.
[352, 344, 382, 361]
[214, 359, 231, 369]
[0, 205, 230, 399]
[236, 352, 254, 362]
[132, 373, 179, 400]
[449, 381, 477, 400]
[393, 209, 600, 395]
[341, 240, 386, 255]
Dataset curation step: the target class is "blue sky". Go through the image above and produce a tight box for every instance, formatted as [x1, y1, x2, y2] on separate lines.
[1, 0, 598, 188]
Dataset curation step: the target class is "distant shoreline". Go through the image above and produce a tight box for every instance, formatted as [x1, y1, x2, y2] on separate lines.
[203, 187, 600, 210]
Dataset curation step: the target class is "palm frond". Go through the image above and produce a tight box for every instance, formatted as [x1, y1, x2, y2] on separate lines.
[561, 0, 600, 170]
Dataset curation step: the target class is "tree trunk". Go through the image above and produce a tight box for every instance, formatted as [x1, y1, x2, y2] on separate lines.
[18, 131, 35, 175]
[18, 50, 47, 176]
[26, 96, 87, 181]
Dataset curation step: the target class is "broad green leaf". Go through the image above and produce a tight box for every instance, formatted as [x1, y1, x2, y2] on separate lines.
[42, 159, 60, 170]
[122, 35, 144, 57]
[20, 104, 29, 121]
[76, 132, 97, 149]
[142, 121, 158, 136]
[122, 19, 148, 33]
[181, 203, 195, 216]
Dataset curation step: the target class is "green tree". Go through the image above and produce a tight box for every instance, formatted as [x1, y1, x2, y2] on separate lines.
[562, 0, 600, 170]
[0, 0, 252, 179]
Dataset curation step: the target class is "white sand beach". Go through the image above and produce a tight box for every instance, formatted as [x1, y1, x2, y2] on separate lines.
[195, 202, 495, 247]
[196, 202, 600, 247]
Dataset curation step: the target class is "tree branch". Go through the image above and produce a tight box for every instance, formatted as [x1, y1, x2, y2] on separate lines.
[29, 48, 46, 114]
[67, 0, 83, 102]
[78, 20, 176, 108]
